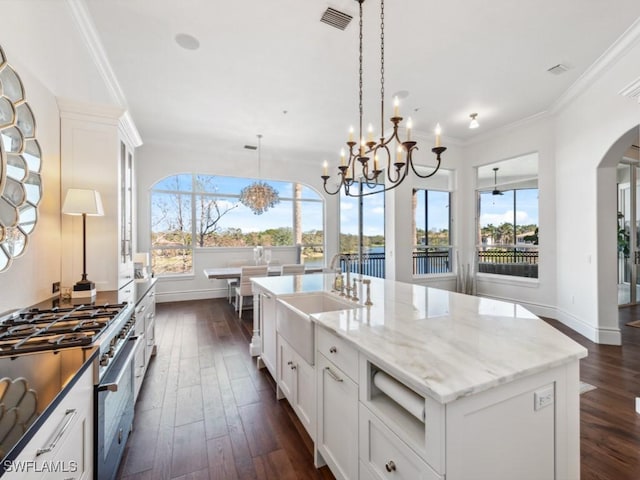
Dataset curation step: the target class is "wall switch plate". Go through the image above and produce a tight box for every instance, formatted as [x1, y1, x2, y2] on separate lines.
[52, 281, 60, 294]
[534, 385, 554, 411]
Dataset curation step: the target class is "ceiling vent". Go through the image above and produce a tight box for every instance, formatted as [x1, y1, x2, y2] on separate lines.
[244, 144, 257, 150]
[547, 63, 569, 75]
[320, 7, 353, 30]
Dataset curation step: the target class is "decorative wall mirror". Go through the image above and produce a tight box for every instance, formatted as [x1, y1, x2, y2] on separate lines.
[0, 44, 42, 272]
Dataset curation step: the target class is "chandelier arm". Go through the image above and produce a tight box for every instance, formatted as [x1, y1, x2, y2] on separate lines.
[407, 147, 446, 179]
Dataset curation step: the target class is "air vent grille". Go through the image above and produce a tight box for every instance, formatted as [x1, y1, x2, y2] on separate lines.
[547, 64, 569, 75]
[320, 7, 353, 30]
[244, 145, 257, 150]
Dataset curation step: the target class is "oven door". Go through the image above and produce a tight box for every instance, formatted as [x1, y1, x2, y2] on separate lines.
[95, 335, 141, 480]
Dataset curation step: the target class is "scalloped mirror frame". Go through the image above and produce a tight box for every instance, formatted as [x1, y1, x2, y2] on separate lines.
[0, 44, 43, 272]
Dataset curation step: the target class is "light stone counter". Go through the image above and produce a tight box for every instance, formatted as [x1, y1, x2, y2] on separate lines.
[252, 273, 587, 404]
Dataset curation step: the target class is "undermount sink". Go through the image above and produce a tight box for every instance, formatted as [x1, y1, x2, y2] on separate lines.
[276, 292, 358, 364]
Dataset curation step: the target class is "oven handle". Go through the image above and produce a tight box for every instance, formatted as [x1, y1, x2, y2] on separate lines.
[98, 335, 142, 392]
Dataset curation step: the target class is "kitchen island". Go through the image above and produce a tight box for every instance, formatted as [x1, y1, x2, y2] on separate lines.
[252, 273, 587, 480]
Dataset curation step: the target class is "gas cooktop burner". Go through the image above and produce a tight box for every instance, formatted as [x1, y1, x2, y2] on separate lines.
[0, 303, 128, 357]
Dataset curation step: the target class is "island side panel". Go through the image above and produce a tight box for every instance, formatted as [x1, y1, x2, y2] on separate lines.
[445, 360, 580, 480]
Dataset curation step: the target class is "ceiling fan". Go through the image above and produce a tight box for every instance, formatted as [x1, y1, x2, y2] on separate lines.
[492, 167, 504, 196]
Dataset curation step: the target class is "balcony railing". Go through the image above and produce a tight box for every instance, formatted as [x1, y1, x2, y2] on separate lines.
[477, 247, 538, 278]
[340, 252, 385, 278]
[413, 249, 451, 274]
[336, 247, 538, 279]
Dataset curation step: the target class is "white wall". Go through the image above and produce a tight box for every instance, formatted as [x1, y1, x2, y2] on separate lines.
[459, 117, 557, 318]
[553, 39, 640, 344]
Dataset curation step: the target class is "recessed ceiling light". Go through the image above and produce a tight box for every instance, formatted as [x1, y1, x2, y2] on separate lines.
[175, 33, 200, 50]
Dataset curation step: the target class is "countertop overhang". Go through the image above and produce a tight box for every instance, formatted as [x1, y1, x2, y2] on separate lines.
[252, 274, 588, 403]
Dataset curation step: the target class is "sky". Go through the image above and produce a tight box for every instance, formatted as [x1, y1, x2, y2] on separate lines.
[478, 189, 539, 227]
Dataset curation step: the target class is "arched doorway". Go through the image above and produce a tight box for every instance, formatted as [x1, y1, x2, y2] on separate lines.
[596, 126, 640, 337]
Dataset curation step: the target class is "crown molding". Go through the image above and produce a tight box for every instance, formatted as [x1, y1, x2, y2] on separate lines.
[57, 97, 124, 123]
[64, 0, 142, 145]
[550, 16, 640, 114]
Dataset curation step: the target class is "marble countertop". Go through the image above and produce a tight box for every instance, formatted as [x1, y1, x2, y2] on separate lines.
[252, 274, 588, 403]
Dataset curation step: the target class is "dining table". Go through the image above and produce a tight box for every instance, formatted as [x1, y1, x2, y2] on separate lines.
[202, 265, 323, 280]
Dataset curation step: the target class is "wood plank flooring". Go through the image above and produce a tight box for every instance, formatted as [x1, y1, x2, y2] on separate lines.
[118, 298, 640, 480]
[117, 299, 334, 480]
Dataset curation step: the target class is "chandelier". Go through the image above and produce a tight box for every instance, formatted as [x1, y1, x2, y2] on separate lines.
[240, 134, 280, 215]
[321, 0, 446, 197]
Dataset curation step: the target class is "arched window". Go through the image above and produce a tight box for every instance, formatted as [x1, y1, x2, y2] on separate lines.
[150, 174, 324, 275]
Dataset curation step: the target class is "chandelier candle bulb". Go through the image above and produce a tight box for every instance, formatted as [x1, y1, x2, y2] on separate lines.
[349, 126, 354, 142]
[396, 145, 404, 164]
[393, 96, 399, 117]
[374, 154, 379, 171]
[322, 161, 328, 176]
[407, 117, 413, 141]
[367, 123, 374, 142]
[340, 148, 346, 166]
[435, 123, 442, 147]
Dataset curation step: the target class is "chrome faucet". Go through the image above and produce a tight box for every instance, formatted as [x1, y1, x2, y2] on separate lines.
[329, 253, 352, 298]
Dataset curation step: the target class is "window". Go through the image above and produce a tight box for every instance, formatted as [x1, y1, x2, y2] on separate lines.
[413, 189, 452, 274]
[477, 154, 539, 278]
[339, 181, 385, 278]
[150, 174, 324, 275]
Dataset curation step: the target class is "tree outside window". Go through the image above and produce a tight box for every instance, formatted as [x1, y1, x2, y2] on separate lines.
[150, 175, 324, 275]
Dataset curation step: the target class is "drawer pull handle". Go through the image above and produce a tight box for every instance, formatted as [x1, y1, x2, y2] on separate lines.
[325, 366, 343, 383]
[385, 460, 396, 472]
[287, 360, 293, 366]
[290, 364, 297, 370]
[36, 408, 77, 456]
[329, 346, 337, 354]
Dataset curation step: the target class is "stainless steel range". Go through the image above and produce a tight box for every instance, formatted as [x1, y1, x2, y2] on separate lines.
[0, 301, 135, 479]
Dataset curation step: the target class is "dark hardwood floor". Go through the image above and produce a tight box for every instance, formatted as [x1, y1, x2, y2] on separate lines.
[117, 298, 640, 480]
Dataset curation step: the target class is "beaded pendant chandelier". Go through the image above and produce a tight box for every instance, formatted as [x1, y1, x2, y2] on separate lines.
[239, 135, 280, 215]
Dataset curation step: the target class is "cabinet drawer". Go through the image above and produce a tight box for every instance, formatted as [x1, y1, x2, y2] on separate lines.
[317, 327, 358, 381]
[3, 366, 93, 479]
[359, 406, 441, 480]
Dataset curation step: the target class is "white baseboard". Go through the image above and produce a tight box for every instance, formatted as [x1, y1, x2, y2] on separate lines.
[156, 287, 226, 303]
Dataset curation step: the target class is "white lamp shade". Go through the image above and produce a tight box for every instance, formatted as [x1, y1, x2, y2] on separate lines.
[62, 188, 104, 216]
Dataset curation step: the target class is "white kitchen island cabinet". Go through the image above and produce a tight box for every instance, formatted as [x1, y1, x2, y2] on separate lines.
[252, 274, 587, 480]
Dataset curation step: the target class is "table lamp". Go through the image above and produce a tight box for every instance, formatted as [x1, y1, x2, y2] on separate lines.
[62, 188, 104, 298]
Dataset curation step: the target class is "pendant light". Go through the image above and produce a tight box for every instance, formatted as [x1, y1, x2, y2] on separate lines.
[239, 135, 280, 215]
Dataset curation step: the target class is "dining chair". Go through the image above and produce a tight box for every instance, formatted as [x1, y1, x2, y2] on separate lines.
[280, 264, 305, 275]
[226, 260, 245, 304]
[235, 265, 269, 318]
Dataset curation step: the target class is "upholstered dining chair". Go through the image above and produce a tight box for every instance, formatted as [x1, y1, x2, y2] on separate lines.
[235, 265, 268, 318]
[280, 264, 305, 275]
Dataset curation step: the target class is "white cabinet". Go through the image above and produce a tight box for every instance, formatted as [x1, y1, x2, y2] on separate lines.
[133, 281, 157, 401]
[277, 335, 315, 439]
[2, 364, 93, 480]
[359, 406, 441, 480]
[259, 290, 277, 378]
[316, 327, 359, 480]
[59, 100, 142, 293]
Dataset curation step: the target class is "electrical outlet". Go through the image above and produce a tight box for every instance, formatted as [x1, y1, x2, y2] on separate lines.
[52, 281, 60, 294]
[534, 385, 554, 411]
